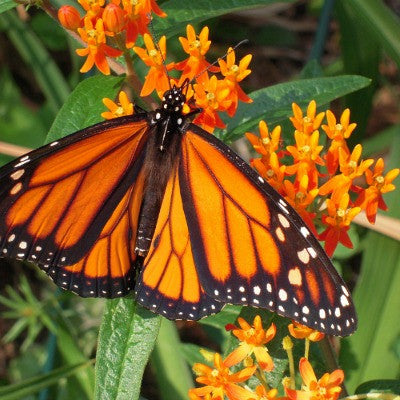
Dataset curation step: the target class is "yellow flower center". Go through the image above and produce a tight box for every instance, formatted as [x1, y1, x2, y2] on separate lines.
[149, 49, 158, 58]
[376, 175, 384, 184]
[87, 29, 97, 39]
[230, 64, 239, 74]
[206, 92, 215, 102]
[262, 137, 270, 145]
[131, 0, 138, 4]
[190, 39, 201, 49]
[336, 123, 343, 131]
[267, 169, 275, 178]
[296, 192, 305, 203]
[301, 145, 311, 154]
[337, 208, 345, 218]
[115, 106, 124, 116]
[348, 160, 357, 168]
[211, 369, 219, 377]
[303, 116, 311, 124]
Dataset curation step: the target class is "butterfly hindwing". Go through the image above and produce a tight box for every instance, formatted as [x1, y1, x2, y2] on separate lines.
[0, 115, 149, 296]
[177, 125, 357, 336]
[135, 161, 223, 320]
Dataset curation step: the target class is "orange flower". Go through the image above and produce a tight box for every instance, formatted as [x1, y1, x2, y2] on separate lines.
[288, 321, 324, 342]
[219, 49, 252, 116]
[58, 5, 81, 31]
[355, 158, 399, 223]
[322, 109, 356, 175]
[102, 3, 126, 34]
[319, 192, 361, 256]
[251, 152, 286, 195]
[76, 17, 123, 75]
[78, 0, 105, 21]
[176, 25, 216, 84]
[133, 34, 172, 96]
[319, 144, 374, 199]
[290, 101, 325, 135]
[193, 75, 232, 132]
[189, 353, 256, 400]
[121, 0, 166, 47]
[224, 316, 276, 371]
[246, 121, 281, 160]
[286, 130, 324, 189]
[253, 386, 288, 400]
[282, 175, 318, 235]
[101, 90, 134, 119]
[286, 358, 344, 400]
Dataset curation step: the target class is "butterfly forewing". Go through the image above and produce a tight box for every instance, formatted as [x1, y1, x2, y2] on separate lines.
[177, 125, 357, 336]
[0, 115, 149, 296]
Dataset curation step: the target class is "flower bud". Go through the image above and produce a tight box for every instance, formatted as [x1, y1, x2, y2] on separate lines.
[58, 5, 81, 31]
[103, 3, 126, 33]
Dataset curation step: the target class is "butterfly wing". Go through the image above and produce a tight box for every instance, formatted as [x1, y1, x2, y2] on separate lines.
[135, 161, 223, 320]
[176, 124, 357, 336]
[0, 115, 149, 297]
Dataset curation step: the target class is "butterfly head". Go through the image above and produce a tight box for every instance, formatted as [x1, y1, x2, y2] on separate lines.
[161, 85, 186, 115]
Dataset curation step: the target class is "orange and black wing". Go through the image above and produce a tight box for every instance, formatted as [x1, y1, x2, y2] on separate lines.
[174, 125, 357, 336]
[135, 161, 223, 320]
[0, 115, 149, 297]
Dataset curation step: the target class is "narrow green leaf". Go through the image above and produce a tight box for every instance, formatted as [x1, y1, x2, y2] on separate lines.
[95, 298, 161, 400]
[0, 361, 93, 400]
[156, 0, 295, 38]
[335, 0, 380, 141]
[151, 319, 193, 400]
[355, 379, 400, 395]
[47, 75, 124, 142]
[220, 75, 370, 142]
[0, 11, 70, 115]
[341, 131, 400, 392]
[0, 0, 16, 14]
[345, 0, 400, 68]
[54, 321, 95, 399]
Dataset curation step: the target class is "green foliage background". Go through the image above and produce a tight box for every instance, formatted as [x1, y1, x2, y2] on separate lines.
[0, 0, 399, 399]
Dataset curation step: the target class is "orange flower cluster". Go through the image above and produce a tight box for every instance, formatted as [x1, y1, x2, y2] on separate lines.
[133, 25, 252, 132]
[189, 316, 343, 400]
[247, 101, 399, 256]
[58, 0, 166, 74]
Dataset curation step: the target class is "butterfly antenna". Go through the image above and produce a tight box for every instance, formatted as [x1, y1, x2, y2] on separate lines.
[182, 39, 249, 91]
[147, 13, 172, 90]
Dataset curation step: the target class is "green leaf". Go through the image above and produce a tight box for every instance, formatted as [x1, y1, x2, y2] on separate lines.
[341, 131, 400, 392]
[151, 319, 193, 400]
[0, 10, 70, 116]
[335, 0, 380, 141]
[156, 0, 296, 38]
[47, 75, 124, 142]
[219, 75, 370, 142]
[345, 0, 400, 68]
[95, 298, 161, 400]
[0, 361, 93, 400]
[0, 0, 16, 14]
[355, 379, 400, 395]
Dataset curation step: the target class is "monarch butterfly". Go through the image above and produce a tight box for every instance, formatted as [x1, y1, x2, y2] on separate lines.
[0, 83, 357, 336]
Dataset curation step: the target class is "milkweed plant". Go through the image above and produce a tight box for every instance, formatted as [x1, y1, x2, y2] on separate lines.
[0, 1, 399, 400]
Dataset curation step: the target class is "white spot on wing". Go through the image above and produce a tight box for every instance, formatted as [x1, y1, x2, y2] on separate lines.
[279, 289, 288, 301]
[278, 213, 290, 228]
[340, 295, 349, 307]
[307, 247, 317, 259]
[300, 226, 310, 238]
[297, 248, 310, 264]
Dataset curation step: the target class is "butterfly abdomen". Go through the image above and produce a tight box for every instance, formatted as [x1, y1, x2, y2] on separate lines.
[135, 112, 184, 257]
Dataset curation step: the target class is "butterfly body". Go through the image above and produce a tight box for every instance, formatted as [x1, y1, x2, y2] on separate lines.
[0, 85, 357, 335]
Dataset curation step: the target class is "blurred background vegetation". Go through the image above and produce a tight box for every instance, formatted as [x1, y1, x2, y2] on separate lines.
[0, 0, 399, 399]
